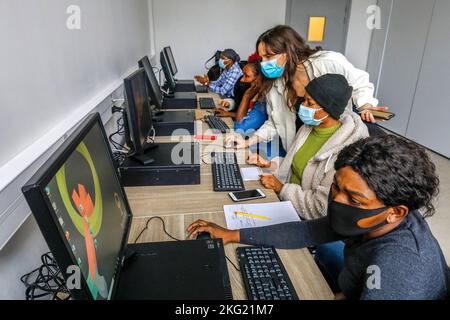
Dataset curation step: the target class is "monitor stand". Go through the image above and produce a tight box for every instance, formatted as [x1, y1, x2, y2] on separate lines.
[131, 144, 159, 165]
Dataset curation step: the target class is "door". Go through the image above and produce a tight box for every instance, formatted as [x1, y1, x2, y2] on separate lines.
[366, 0, 435, 136]
[406, 0, 450, 158]
[286, 0, 351, 53]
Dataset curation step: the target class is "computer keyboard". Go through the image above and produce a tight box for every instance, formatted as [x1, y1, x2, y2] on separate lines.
[196, 85, 209, 93]
[199, 97, 216, 109]
[205, 115, 230, 133]
[211, 152, 245, 192]
[237, 246, 299, 301]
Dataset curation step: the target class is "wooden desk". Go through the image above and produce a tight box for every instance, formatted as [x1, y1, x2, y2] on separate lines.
[124, 92, 334, 300]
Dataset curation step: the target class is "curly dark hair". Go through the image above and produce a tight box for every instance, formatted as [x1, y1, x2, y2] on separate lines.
[335, 135, 440, 217]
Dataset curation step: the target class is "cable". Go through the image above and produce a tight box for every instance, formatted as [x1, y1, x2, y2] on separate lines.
[225, 256, 241, 272]
[134, 216, 180, 244]
[134, 216, 240, 272]
[20, 252, 71, 300]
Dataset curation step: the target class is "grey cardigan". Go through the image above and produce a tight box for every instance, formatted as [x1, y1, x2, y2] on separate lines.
[272, 111, 369, 220]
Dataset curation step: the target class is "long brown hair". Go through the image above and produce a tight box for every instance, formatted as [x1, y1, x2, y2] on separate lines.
[256, 25, 322, 110]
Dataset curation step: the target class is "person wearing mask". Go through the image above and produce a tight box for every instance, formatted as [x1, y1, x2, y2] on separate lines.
[247, 74, 369, 219]
[195, 49, 243, 98]
[226, 25, 387, 151]
[187, 135, 449, 300]
[214, 55, 266, 130]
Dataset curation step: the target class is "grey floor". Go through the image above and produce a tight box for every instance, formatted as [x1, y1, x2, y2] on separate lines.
[427, 152, 450, 261]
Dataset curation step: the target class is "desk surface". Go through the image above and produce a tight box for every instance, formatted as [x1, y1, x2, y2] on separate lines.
[125, 92, 334, 300]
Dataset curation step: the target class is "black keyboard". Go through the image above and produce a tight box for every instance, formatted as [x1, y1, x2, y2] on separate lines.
[211, 152, 245, 192]
[237, 246, 299, 301]
[196, 85, 209, 93]
[205, 115, 230, 133]
[199, 97, 216, 109]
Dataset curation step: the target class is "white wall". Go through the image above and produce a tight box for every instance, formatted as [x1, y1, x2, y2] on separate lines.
[151, 0, 287, 79]
[0, 0, 151, 247]
[345, 0, 377, 70]
[0, 0, 152, 299]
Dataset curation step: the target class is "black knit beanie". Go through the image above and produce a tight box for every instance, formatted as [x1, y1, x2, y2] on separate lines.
[305, 74, 353, 120]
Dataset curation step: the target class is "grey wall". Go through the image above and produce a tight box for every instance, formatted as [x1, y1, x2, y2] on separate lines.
[405, 0, 450, 157]
[0, 0, 150, 167]
[367, 0, 449, 157]
[151, 0, 287, 79]
[345, 0, 377, 70]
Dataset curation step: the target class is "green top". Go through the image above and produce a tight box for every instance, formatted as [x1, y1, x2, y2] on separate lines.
[290, 124, 341, 185]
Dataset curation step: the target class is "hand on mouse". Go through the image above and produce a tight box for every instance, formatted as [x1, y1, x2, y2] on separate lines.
[187, 220, 240, 245]
[225, 134, 247, 149]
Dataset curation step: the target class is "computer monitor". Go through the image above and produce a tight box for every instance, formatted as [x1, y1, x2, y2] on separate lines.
[138, 56, 163, 109]
[123, 68, 157, 165]
[160, 50, 177, 92]
[22, 113, 131, 300]
[163, 46, 178, 76]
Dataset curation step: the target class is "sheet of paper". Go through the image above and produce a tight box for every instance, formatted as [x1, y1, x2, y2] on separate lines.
[240, 167, 264, 181]
[224, 201, 301, 230]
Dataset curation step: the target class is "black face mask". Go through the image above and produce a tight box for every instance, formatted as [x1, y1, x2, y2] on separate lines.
[236, 81, 251, 93]
[328, 200, 389, 237]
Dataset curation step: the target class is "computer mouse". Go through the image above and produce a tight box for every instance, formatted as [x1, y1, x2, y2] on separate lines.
[196, 232, 211, 240]
[225, 142, 238, 149]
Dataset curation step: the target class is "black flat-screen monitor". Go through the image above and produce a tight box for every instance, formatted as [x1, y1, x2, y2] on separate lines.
[22, 113, 131, 300]
[160, 50, 177, 91]
[163, 46, 178, 76]
[139, 56, 163, 109]
[123, 69, 155, 160]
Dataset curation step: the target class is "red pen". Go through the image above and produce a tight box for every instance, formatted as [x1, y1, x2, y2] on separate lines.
[195, 135, 217, 141]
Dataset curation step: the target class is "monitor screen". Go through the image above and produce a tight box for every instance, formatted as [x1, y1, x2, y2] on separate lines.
[164, 46, 178, 76]
[124, 69, 154, 155]
[24, 115, 130, 300]
[139, 56, 163, 109]
[160, 50, 177, 91]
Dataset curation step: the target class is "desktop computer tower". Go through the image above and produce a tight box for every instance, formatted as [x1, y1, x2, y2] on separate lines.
[118, 142, 200, 187]
[175, 80, 196, 93]
[153, 110, 196, 136]
[162, 91, 197, 109]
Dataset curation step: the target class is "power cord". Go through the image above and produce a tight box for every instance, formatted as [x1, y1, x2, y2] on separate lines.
[134, 216, 240, 272]
[20, 252, 71, 300]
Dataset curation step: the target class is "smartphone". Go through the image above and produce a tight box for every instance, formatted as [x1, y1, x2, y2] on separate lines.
[370, 110, 396, 121]
[229, 189, 266, 202]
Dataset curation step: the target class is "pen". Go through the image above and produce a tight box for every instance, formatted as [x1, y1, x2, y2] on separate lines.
[195, 135, 217, 141]
[234, 211, 270, 220]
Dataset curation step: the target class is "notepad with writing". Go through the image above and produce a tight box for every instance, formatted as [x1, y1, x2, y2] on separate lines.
[223, 201, 300, 230]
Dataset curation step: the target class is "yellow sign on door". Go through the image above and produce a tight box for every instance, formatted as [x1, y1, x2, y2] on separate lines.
[308, 16, 326, 42]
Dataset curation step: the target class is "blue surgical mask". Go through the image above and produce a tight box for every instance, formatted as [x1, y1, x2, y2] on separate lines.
[261, 58, 285, 79]
[298, 104, 328, 126]
[218, 59, 226, 69]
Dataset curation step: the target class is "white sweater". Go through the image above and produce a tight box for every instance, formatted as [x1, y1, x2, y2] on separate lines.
[255, 79, 297, 152]
[255, 50, 378, 152]
[274, 111, 369, 220]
